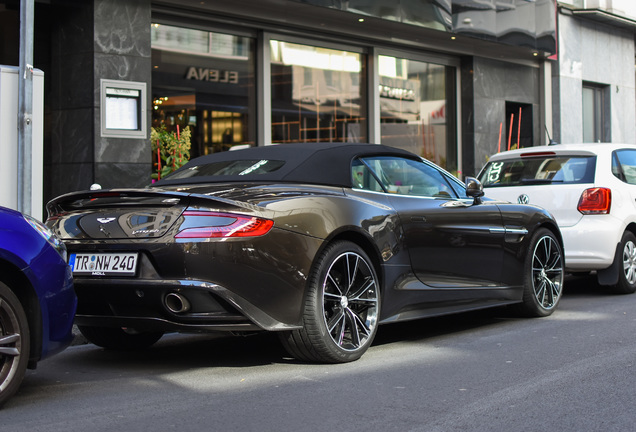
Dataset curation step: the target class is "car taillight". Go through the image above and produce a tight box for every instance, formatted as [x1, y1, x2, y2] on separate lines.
[577, 187, 611, 214]
[520, 151, 556, 158]
[175, 211, 274, 239]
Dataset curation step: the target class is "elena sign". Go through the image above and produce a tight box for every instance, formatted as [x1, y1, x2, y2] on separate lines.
[185, 67, 239, 84]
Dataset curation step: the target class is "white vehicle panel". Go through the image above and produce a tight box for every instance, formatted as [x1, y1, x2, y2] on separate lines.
[479, 143, 636, 277]
[483, 184, 587, 227]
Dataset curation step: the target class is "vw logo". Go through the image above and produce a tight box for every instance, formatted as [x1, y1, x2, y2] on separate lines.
[517, 194, 530, 204]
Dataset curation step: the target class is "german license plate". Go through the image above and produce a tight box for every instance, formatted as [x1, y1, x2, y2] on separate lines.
[69, 253, 138, 276]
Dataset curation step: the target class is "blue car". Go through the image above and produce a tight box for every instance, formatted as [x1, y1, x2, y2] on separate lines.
[0, 206, 76, 406]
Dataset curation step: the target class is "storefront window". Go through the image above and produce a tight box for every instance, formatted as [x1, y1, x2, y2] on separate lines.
[379, 55, 455, 171]
[151, 24, 255, 157]
[270, 40, 367, 143]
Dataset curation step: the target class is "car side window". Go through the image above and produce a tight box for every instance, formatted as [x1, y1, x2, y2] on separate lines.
[445, 174, 470, 199]
[352, 160, 384, 192]
[613, 150, 636, 185]
[355, 156, 458, 198]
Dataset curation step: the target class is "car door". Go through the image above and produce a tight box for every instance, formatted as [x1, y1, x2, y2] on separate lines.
[358, 156, 506, 288]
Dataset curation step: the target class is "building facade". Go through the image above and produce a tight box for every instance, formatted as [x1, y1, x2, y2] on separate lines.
[2, 0, 561, 212]
[553, 1, 636, 145]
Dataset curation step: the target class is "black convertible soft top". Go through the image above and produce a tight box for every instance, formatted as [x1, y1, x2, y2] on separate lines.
[153, 142, 419, 188]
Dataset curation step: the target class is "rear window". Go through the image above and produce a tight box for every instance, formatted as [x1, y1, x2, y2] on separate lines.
[164, 159, 286, 180]
[479, 155, 596, 187]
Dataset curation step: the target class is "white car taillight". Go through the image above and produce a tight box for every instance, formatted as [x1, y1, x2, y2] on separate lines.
[577, 187, 611, 215]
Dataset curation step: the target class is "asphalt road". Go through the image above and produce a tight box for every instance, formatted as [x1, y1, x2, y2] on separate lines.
[2, 276, 635, 432]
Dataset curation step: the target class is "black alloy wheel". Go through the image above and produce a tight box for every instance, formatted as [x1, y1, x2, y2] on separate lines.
[517, 228, 564, 317]
[279, 241, 380, 363]
[0, 282, 30, 407]
[78, 325, 164, 350]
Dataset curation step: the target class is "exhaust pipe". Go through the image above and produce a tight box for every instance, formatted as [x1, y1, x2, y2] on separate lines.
[165, 292, 191, 313]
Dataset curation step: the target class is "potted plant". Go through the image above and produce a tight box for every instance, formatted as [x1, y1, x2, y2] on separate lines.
[151, 125, 191, 181]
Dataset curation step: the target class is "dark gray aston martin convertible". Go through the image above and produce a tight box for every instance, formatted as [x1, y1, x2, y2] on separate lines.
[46, 143, 565, 363]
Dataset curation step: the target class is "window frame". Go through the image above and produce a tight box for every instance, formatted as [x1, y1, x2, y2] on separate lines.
[374, 48, 460, 172]
[150, 21, 258, 156]
[582, 82, 611, 143]
[266, 35, 369, 145]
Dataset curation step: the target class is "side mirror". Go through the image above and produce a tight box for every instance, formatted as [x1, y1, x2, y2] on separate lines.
[465, 177, 484, 205]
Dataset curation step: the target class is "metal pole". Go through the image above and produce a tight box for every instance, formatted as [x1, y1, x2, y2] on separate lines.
[18, 0, 34, 216]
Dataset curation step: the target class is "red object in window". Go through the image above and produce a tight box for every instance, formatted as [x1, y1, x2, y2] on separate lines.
[577, 188, 611, 214]
[157, 144, 161, 180]
[175, 211, 274, 239]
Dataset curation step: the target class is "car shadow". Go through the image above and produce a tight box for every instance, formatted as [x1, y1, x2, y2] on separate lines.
[372, 307, 516, 347]
[563, 272, 613, 297]
[59, 307, 514, 372]
[30, 272, 610, 377]
[67, 331, 288, 369]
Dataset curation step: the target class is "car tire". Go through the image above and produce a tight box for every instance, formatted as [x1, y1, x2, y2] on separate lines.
[279, 241, 380, 363]
[515, 228, 564, 317]
[611, 231, 636, 295]
[0, 282, 30, 407]
[78, 325, 163, 350]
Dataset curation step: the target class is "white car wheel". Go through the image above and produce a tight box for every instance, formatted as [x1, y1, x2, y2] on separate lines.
[613, 231, 636, 294]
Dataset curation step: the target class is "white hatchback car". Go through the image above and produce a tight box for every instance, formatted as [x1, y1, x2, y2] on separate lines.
[477, 143, 636, 294]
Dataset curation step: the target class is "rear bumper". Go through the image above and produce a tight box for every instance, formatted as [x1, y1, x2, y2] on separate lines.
[561, 215, 622, 271]
[65, 227, 319, 333]
[73, 277, 302, 333]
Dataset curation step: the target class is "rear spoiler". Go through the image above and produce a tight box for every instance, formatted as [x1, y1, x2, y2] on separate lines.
[46, 188, 248, 218]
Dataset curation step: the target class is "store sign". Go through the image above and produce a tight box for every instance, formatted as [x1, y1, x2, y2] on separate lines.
[431, 105, 445, 121]
[185, 67, 239, 84]
[379, 84, 416, 101]
[421, 100, 446, 125]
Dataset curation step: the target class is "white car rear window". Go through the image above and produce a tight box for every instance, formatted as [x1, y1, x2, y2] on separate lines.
[479, 156, 596, 187]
